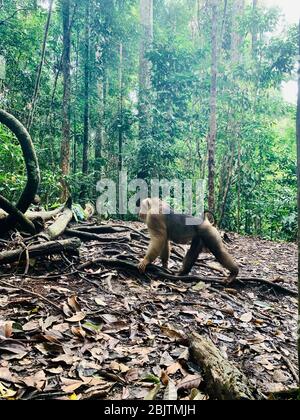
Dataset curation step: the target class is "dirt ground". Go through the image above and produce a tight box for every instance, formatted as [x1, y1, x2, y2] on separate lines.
[0, 222, 298, 400]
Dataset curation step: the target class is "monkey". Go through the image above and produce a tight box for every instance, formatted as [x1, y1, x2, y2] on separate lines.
[138, 198, 239, 283]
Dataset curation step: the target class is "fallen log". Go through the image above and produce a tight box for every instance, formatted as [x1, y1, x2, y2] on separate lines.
[0, 238, 81, 265]
[43, 207, 73, 240]
[189, 332, 257, 400]
[25, 205, 64, 222]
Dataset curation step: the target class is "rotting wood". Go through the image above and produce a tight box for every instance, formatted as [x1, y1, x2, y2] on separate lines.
[189, 332, 257, 400]
[0, 195, 36, 234]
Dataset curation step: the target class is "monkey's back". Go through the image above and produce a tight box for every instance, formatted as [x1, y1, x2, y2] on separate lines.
[164, 213, 199, 244]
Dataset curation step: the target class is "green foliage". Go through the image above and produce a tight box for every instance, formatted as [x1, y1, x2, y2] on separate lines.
[0, 0, 298, 240]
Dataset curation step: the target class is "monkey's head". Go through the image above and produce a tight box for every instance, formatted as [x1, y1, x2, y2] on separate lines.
[139, 198, 151, 221]
[139, 198, 171, 221]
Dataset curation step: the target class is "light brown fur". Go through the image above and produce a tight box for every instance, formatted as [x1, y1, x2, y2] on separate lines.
[138, 198, 239, 283]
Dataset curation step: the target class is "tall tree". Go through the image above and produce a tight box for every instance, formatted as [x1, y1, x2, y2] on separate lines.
[81, 0, 91, 201]
[118, 42, 123, 173]
[27, 0, 54, 131]
[252, 0, 258, 58]
[208, 0, 218, 212]
[138, 0, 153, 178]
[231, 0, 244, 64]
[60, 0, 71, 202]
[296, 18, 300, 387]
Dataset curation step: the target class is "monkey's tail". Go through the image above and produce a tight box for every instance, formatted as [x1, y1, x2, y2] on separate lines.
[204, 210, 216, 226]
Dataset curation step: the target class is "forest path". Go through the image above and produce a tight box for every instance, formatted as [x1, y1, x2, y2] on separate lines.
[0, 222, 297, 400]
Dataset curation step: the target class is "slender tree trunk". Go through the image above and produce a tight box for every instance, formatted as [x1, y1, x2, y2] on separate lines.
[208, 0, 218, 213]
[237, 140, 241, 233]
[231, 0, 245, 64]
[220, 0, 228, 49]
[27, 0, 54, 131]
[219, 145, 235, 227]
[73, 25, 80, 174]
[81, 0, 91, 201]
[138, 0, 153, 178]
[95, 79, 104, 179]
[252, 0, 258, 58]
[118, 42, 123, 173]
[60, 0, 71, 202]
[296, 18, 300, 388]
[49, 3, 77, 115]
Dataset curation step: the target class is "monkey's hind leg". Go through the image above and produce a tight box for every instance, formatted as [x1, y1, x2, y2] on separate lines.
[205, 229, 239, 283]
[160, 241, 170, 269]
[178, 236, 204, 276]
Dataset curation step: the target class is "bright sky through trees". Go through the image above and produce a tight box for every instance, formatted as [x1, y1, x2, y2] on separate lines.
[264, 0, 300, 103]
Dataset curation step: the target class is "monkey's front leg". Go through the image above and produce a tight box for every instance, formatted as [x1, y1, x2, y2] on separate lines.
[138, 235, 166, 273]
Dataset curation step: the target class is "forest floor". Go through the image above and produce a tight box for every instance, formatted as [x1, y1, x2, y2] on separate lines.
[0, 220, 298, 400]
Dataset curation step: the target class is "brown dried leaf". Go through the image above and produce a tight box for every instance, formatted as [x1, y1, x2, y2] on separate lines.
[166, 362, 182, 376]
[23, 370, 46, 391]
[160, 325, 187, 343]
[22, 320, 39, 332]
[68, 295, 81, 313]
[71, 326, 86, 340]
[160, 351, 174, 367]
[61, 377, 84, 393]
[177, 374, 202, 391]
[65, 312, 86, 322]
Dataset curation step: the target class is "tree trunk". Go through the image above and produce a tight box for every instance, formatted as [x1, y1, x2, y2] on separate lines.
[296, 18, 300, 388]
[138, 0, 153, 178]
[73, 25, 80, 174]
[95, 80, 104, 180]
[60, 0, 71, 202]
[252, 0, 258, 58]
[0, 110, 40, 215]
[208, 0, 218, 213]
[219, 145, 235, 227]
[237, 140, 241, 233]
[118, 43, 123, 173]
[231, 0, 245, 64]
[81, 0, 91, 202]
[27, 0, 54, 131]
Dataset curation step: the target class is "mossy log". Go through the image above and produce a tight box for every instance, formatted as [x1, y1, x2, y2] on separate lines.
[189, 332, 257, 400]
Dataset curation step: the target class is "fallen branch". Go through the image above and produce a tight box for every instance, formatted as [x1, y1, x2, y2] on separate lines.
[65, 229, 130, 243]
[0, 238, 81, 265]
[0, 195, 36, 235]
[189, 332, 257, 400]
[77, 258, 224, 285]
[43, 207, 73, 240]
[236, 278, 297, 297]
[25, 205, 64, 222]
[71, 225, 127, 234]
[77, 258, 297, 296]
